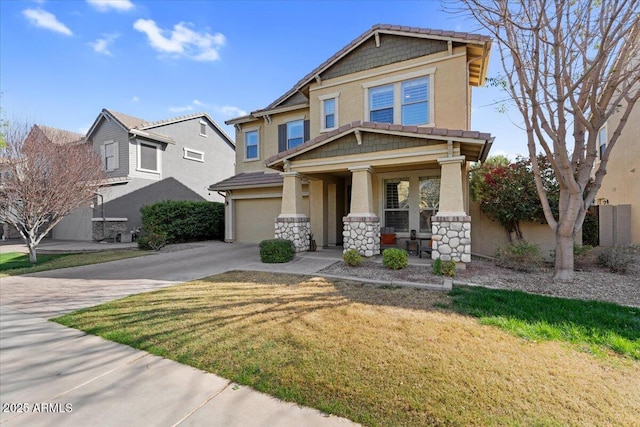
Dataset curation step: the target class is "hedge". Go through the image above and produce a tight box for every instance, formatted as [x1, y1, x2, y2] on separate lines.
[140, 200, 224, 243]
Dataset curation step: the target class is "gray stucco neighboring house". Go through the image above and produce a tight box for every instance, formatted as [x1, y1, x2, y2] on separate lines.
[53, 108, 236, 241]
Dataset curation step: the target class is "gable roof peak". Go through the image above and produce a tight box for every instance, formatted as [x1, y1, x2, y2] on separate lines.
[103, 108, 147, 130]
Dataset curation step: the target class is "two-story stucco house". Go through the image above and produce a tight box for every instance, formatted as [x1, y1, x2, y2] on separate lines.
[210, 24, 493, 264]
[54, 108, 235, 241]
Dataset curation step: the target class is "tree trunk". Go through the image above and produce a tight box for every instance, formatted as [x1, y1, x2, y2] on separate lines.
[28, 244, 38, 264]
[553, 232, 574, 281]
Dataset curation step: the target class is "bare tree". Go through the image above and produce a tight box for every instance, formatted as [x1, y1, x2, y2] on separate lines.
[454, 0, 640, 281]
[0, 120, 105, 262]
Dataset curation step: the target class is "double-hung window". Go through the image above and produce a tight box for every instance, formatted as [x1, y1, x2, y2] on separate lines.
[287, 120, 304, 149]
[323, 98, 336, 129]
[384, 178, 410, 232]
[245, 130, 259, 160]
[369, 84, 394, 123]
[138, 142, 159, 172]
[103, 142, 117, 171]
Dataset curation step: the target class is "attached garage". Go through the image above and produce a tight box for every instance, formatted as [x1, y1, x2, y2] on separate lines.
[234, 198, 282, 243]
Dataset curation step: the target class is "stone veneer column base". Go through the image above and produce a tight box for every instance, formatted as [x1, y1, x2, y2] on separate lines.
[431, 215, 471, 264]
[342, 216, 380, 257]
[274, 216, 311, 252]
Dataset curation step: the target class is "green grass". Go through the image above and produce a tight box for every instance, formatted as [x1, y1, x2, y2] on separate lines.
[446, 285, 640, 360]
[53, 271, 640, 427]
[0, 250, 148, 276]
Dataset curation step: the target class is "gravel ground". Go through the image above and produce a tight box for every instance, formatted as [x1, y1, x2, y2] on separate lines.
[319, 253, 640, 308]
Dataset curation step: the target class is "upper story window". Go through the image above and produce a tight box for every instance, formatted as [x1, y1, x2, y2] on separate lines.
[323, 99, 336, 129]
[287, 120, 304, 149]
[598, 126, 607, 159]
[103, 141, 118, 171]
[245, 130, 259, 160]
[369, 85, 394, 123]
[200, 120, 207, 137]
[138, 141, 159, 172]
[364, 68, 435, 126]
[184, 148, 204, 162]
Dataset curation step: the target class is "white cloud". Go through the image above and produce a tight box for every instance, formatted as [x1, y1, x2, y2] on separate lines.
[131, 96, 140, 102]
[23, 9, 72, 36]
[193, 99, 208, 107]
[133, 19, 225, 61]
[216, 106, 247, 117]
[87, 0, 134, 12]
[88, 33, 119, 55]
[169, 105, 194, 113]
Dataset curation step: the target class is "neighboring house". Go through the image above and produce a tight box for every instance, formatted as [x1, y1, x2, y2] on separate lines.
[54, 109, 235, 241]
[594, 101, 639, 245]
[210, 24, 493, 264]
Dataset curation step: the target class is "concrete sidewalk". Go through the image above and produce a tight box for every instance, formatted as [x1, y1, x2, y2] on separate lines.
[0, 241, 358, 426]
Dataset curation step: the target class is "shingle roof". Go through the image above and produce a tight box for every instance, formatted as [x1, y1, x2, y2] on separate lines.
[105, 109, 147, 130]
[257, 24, 491, 114]
[265, 121, 492, 166]
[208, 171, 284, 191]
[35, 125, 85, 145]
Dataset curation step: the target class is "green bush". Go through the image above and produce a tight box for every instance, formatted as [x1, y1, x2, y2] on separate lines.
[260, 239, 295, 263]
[343, 249, 362, 266]
[137, 232, 168, 251]
[597, 246, 634, 274]
[382, 248, 408, 270]
[140, 200, 224, 243]
[432, 258, 456, 277]
[494, 240, 543, 272]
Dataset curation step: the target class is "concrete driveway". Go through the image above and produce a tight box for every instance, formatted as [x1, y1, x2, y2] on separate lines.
[0, 241, 355, 427]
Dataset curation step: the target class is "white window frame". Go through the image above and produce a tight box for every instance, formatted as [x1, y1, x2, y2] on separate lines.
[183, 147, 204, 163]
[598, 125, 607, 159]
[363, 68, 435, 126]
[199, 120, 207, 137]
[137, 140, 161, 173]
[319, 92, 340, 132]
[244, 128, 260, 161]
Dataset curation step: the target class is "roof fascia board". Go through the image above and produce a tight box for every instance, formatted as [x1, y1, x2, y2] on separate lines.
[86, 110, 129, 140]
[129, 128, 175, 144]
[252, 103, 309, 117]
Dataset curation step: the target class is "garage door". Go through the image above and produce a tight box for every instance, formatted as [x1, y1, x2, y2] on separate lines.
[234, 198, 281, 243]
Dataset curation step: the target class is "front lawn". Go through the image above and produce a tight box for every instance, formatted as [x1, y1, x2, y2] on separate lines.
[54, 271, 640, 426]
[0, 250, 148, 277]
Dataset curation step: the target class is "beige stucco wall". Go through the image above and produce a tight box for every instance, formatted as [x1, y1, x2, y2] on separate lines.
[595, 103, 639, 244]
[470, 201, 557, 260]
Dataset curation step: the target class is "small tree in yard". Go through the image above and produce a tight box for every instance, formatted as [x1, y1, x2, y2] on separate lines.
[471, 155, 559, 243]
[0, 120, 105, 263]
[455, 0, 640, 281]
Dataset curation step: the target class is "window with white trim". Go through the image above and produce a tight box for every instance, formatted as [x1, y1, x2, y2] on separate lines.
[245, 130, 259, 160]
[184, 148, 204, 162]
[598, 126, 607, 159]
[138, 141, 159, 172]
[384, 178, 410, 232]
[287, 120, 304, 149]
[364, 69, 434, 126]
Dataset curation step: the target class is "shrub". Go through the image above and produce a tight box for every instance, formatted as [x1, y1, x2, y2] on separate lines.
[343, 249, 362, 266]
[494, 240, 543, 272]
[574, 244, 596, 271]
[432, 258, 456, 277]
[383, 248, 408, 270]
[582, 207, 599, 247]
[140, 200, 225, 243]
[259, 239, 295, 263]
[137, 232, 168, 251]
[596, 246, 634, 274]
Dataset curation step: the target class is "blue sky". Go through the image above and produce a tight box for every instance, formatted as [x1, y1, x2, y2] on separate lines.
[1, 0, 526, 158]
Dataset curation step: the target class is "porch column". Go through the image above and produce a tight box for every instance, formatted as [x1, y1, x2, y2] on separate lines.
[343, 166, 380, 257]
[432, 156, 471, 264]
[275, 171, 310, 252]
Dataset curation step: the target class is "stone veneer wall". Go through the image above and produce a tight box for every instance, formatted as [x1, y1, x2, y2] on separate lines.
[274, 217, 311, 252]
[343, 216, 381, 257]
[92, 219, 128, 242]
[431, 216, 471, 263]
